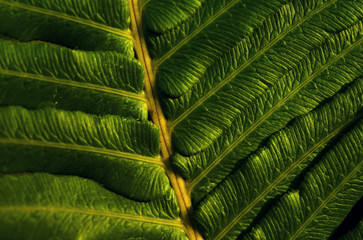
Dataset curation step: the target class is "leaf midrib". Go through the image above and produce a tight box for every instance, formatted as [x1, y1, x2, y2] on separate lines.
[0, 206, 183, 227]
[0, 69, 147, 102]
[128, 1, 202, 239]
[189, 33, 363, 190]
[212, 117, 355, 240]
[170, 0, 337, 129]
[0, 0, 132, 40]
[0, 138, 162, 166]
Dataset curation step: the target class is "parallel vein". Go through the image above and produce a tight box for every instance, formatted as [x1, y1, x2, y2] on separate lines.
[189, 35, 363, 190]
[0, 138, 162, 166]
[170, 0, 337, 129]
[153, 0, 239, 68]
[213, 118, 354, 240]
[290, 160, 363, 239]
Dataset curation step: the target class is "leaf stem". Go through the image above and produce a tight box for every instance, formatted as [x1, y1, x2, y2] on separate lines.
[128, 1, 203, 239]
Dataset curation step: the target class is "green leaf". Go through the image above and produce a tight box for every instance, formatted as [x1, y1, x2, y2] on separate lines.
[0, 0, 133, 55]
[0, 39, 147, 118]
[162, 0, 362, 156]
[142, 0, 205, 32]
[1, 0, 362, 239]
[193, 77, 362, 239]
[0, 106, 170, 201]
[0, 173, 187, 240]
[244, 120, 362, 239]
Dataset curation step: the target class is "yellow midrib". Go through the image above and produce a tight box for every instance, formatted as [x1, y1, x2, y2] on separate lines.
[0, 138, 162, 166]
[0, 69, 147, 102]
[0, 206, 183, 228]
[128, 1, 202, 239]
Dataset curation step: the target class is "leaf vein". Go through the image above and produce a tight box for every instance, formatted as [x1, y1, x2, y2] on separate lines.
[0, 69, 147, 102]
[0, 138, 162, 166]
[170, 0, 338, 129]
[189, 35, 363, 190]
[213, 117, 355, 240]
[153, 0, 239, 68]
[290, 160, 363, 240]
[0, 0, 132, 40]
[0, 206, 183, 227]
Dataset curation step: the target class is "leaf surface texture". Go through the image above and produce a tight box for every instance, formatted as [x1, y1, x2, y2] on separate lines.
[0, 173, 187, 239]
[0, 0, 362, 239]
[145, 0, 363, 239]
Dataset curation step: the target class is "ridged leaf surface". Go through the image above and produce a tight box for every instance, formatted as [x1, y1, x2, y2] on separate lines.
[145, 0, 363, 239]
[0, 0, 188, 238]
[0, 106, 170, 201]
[0, 173, 187, 240]
[0, 39, 147, 119]
[245, 120, 362, 239]
[193, 77, 362, 239]
[0, 0, 133, 55]
[1, 0, 362, 239]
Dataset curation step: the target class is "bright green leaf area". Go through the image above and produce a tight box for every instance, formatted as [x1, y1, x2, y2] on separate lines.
[0, 0, 362, 239]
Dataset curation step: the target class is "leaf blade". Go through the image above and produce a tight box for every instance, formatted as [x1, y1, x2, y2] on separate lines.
[0, 107, 170, 201]
[0, 0, 133, 54]
[0, 173, 188, 240]
[245, 121, 362, 240]
[193, 76, 363, 239]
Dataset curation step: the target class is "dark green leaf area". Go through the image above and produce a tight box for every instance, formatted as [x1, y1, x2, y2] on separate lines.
[0, 173, 188, 240]
[245, 121, 363, 240]
[170, 0, 363, 156]
[0, 39, 147, 119]
[194, 76, 363, 239]
[0, 107, 169, 201]
[0, 0, 133, 55]
[173, 21, 363, 203]
[339, 221, 363, 240]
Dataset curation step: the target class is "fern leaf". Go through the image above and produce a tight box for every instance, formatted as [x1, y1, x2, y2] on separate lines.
[193, 76, 362, 239]
[244, 121, 362, 239]
[0, 106, 169, 201]
[167, 0, 362, 156]
[1, 0, 362, 239]
[0, 0, 133, 55]
[0, 173, 188, 239]
[161, 0, 363, 201]
[0, 39, 147, 118]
